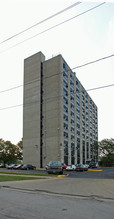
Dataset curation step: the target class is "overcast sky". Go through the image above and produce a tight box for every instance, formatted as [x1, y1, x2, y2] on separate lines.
[0, 0, 114, 144]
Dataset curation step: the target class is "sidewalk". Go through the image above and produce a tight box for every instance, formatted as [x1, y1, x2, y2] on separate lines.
[0, 176, 114, 201]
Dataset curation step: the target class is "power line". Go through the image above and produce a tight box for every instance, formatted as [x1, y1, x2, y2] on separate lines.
[0, 52, 113, 95]
[0, 2, 81, 45]
[0, 2, 105, 55]
[0, 83, 114, 111]
[72, 54, 114, 69]
[87, 83, 114, 91]
[0, 104, 23, 111]
[0, 84, 23, 94]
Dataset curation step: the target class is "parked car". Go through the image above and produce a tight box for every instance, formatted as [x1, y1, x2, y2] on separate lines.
[21, 164, 36, 170]
[84, 164, 90, 168]
[66, 165, 76, 171]
[76, 164, 85, 171]
[45, 165, 48, 170]
[89, 162, 98, 168]
[62, 163, 67, 169]
[7, 164, 16, 169]
[13, 164, 23, 170]
[0, 163, 4, 168]
[83, 164, 88, 171]
[47, 161, 63, 174]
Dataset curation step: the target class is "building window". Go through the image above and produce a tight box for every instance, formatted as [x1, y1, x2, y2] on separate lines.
[64, 146, 68, 156]
[64, 131, 68, 138]
[71, 119, 74, 124]
[77, 130, 80, 136]
[64, 156, 68, 165]
[64, 105, 68, 113]
[77, 123, 80, 128]
[64, 114, 68, 121]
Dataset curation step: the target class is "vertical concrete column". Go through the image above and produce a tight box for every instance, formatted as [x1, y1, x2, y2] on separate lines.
[74, 74, 77, 164]
[68, 67, 71, 165]
[23, 52, 45, 168]
[79, 83, 83, 164]
[42, 55, 63, 166]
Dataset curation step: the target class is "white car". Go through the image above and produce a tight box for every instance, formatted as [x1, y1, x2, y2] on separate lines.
[84, 164, 90, 168]
[66, 165, 76, 171]
[83, 164, 88, 171]
[0, 163, 4, 168]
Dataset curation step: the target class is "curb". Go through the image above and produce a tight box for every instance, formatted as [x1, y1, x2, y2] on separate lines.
[88, 169, 103, 172]
[58, 174, 69, 177]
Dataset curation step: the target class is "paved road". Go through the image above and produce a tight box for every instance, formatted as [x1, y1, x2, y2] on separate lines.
[0, 168, 114, 219]
[0, 187, 114, 219]
[66, 167, 114, 179]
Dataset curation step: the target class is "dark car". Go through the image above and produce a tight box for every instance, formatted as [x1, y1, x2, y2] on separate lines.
[89, 162, 98, 168]
[21, 164, 36, 170]
[47, 161, 63, 174]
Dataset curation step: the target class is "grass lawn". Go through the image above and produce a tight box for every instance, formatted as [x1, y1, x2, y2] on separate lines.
[0, 175, 43, 182]
[0, 171, 57, 182]
[0, 171, 56, 177]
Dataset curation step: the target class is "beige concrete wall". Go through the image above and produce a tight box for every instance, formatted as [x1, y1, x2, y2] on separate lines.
[23, 52, 45, 167]
[42, 55, 63, 166]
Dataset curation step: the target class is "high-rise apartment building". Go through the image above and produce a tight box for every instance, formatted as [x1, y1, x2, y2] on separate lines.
[23, 51, 98, 168]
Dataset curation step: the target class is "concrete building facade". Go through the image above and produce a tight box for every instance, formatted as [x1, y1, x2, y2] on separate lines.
[23, 52, 98, 168]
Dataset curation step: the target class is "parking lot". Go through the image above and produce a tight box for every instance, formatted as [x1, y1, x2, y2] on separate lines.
[0, 167, 114, 179]
[65, 167, 114, 179]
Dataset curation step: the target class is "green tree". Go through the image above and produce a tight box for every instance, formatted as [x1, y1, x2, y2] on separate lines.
[0, 138, 23, 165]
[16, 139, 23, 160]
[99, 138, 114, 166]
[17, 139, 23, 150]
[92, 141, 99, 162]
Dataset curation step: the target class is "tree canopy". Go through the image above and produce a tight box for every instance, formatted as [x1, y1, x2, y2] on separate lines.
[99, 138, 114, 166]
[0, 138, 23, 165]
